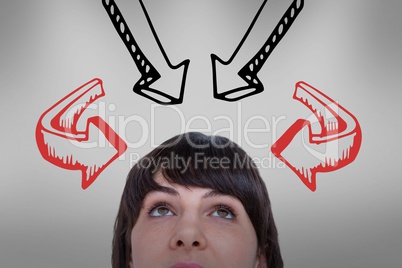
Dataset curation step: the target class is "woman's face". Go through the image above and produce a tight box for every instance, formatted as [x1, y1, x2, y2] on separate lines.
[129, 174, 266, 268]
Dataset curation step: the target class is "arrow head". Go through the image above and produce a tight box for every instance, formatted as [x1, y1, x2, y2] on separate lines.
[133, 59, 190, 105]
[271, 82, 362, 191]
[36, 79, 128, 189]
[211, 54, 263, 101]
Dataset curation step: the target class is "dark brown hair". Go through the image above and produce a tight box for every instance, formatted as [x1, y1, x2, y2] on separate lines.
[112, 132, 283, 268]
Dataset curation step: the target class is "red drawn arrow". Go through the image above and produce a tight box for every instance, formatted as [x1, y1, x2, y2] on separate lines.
[271, 81, 362, 191]
[35, 78, 127, 189]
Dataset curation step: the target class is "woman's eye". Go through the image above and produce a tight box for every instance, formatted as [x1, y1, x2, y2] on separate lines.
[149, 206, 174, 217]
[211, 207, 235, 219]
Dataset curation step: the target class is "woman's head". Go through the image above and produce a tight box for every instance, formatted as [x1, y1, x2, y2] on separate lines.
[113, 132, 282, 268]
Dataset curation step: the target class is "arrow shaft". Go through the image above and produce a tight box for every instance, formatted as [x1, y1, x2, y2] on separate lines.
[224, 0, 268, 65]
[239, 0, 304, 75]
[102, 0, 160, 82]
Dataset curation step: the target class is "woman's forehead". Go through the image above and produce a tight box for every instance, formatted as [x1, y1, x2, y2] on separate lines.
[153, 172, 173, 186]
[148, 173, 239, 201]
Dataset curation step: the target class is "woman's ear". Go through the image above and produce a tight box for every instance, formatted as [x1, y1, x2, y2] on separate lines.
[255, 248, 267, 268]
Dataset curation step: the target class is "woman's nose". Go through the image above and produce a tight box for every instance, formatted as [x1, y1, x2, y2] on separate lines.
[169, 214, 207, 251]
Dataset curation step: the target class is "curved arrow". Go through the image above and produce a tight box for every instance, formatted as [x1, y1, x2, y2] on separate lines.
[102, 0, 190, 105]
[211, 0, 304, 101]
[271, 81, 362, 191]
[36, 78, 128, 189]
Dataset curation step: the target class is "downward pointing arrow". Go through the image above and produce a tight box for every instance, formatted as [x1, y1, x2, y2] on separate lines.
[35, 78, 127, 189]
[211, 0, 304, 101]
[271, 81, 362, 191]
[102, 0, 189, 104]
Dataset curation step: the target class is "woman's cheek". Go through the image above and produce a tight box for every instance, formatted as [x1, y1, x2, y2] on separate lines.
[131, 217, 175, 255]
[206, 218, 259, 261]
[135, 216, 176, 240]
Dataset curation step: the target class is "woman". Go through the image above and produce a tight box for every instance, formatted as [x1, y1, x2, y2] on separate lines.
[112, 132, 283, 268]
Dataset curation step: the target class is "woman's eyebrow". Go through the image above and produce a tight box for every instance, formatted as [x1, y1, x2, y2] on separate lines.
[147, 187, 233, 199]
[202, 190, 234, 199]
[141, 187, 179, 209]
[150, 186, 180, 197]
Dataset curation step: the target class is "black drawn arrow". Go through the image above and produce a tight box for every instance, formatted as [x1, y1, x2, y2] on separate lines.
[102, 0, 190, 104]
[211, 0, 304, 101]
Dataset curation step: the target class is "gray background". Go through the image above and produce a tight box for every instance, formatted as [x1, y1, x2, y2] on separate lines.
[1, 0, 401, 267]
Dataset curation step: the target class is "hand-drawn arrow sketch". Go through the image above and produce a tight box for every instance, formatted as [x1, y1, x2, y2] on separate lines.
[36, 78, 127, 189]
[271, 81, 362, 191]
[102, 0, 190, 105]
[211, 0, 304, 101]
